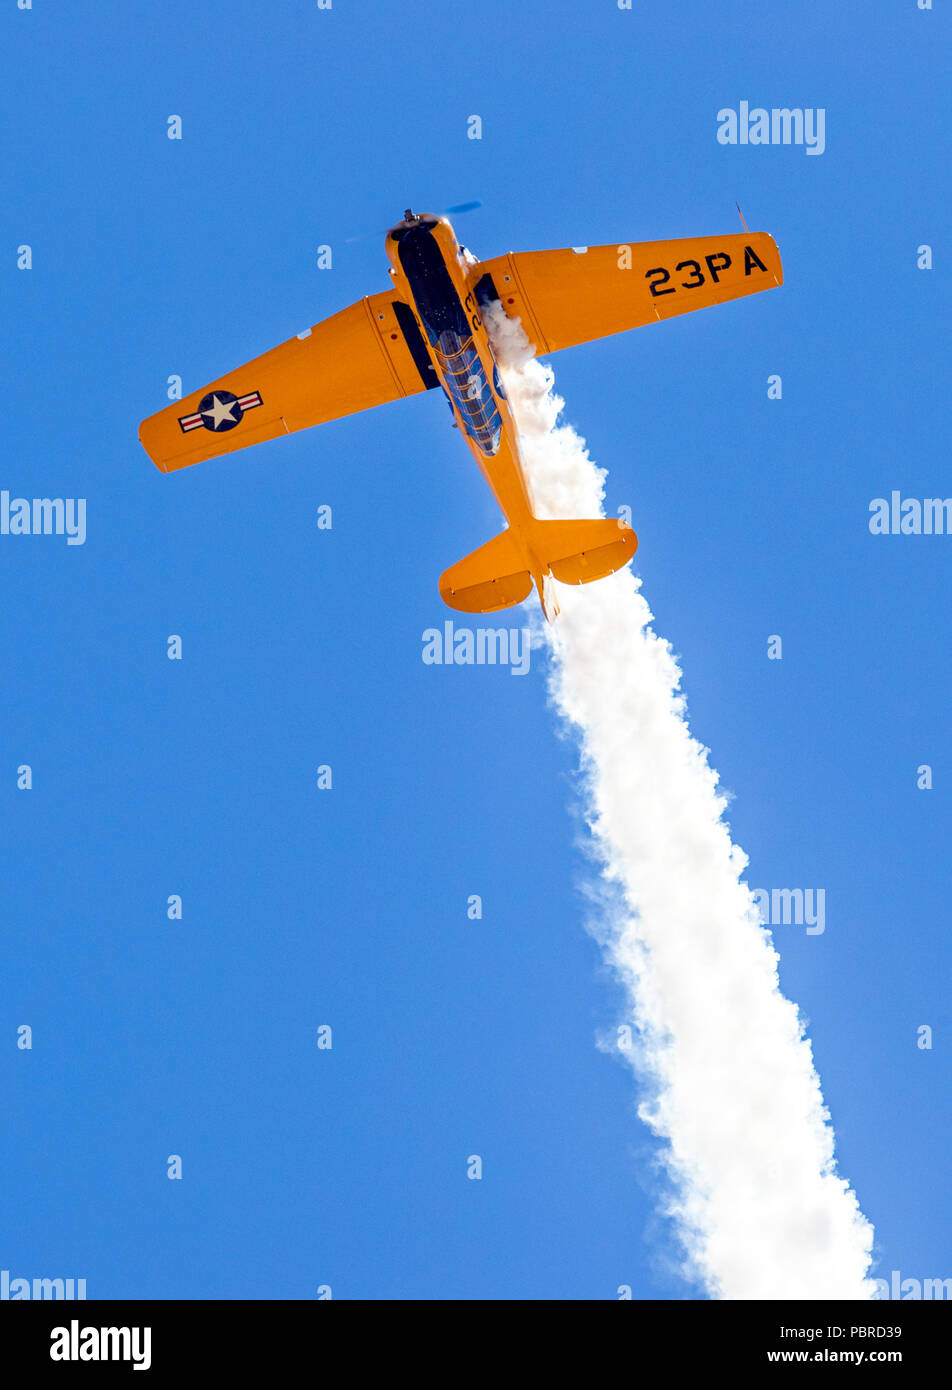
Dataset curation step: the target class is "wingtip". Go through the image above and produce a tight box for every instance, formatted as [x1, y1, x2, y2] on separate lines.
[138, 423, 169, 473]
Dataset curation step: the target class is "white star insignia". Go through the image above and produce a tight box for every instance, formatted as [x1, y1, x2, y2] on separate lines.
[202, 394, 238, 428]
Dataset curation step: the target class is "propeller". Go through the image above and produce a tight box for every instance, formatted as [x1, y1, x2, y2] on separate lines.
[345, 200, 482, 244]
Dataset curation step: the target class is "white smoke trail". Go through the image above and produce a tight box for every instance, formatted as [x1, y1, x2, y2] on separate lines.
[486, 304, 875, 1299]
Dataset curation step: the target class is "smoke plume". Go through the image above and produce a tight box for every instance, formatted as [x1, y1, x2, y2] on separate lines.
[486, 303, 875, 1299]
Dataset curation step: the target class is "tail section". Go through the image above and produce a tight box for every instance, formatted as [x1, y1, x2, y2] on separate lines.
[439, 527, 533, 614]
[530, 516, 637, 586]
[439, 516, 637, 621]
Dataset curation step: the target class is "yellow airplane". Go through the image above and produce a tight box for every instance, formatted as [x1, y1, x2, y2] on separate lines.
[139, 211, 782, 620]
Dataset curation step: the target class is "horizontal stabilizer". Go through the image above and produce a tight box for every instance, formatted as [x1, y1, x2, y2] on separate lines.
[439, 528, 533, 614]
[531, 516, 637, 585]
[439, 516, 637, 618]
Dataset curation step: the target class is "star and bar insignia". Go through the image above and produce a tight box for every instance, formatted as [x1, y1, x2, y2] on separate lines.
[178, 388, 263, 434]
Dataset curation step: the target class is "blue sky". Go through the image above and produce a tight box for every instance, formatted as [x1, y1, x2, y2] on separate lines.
[2, 0, 949, 1298]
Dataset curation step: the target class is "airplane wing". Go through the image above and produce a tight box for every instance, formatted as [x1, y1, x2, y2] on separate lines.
[139, 290, 439, 472]
[470, 231, 782, 357]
